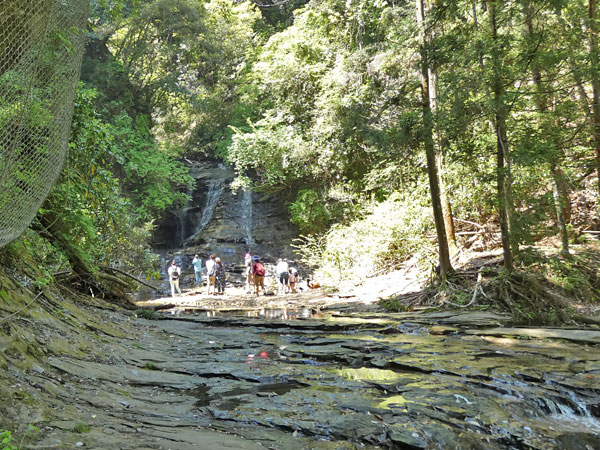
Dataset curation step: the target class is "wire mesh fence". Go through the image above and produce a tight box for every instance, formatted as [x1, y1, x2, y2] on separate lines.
[0, 0, 89, 248]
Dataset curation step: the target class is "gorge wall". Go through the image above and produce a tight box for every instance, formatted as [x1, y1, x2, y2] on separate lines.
[153, 160, 298, 267]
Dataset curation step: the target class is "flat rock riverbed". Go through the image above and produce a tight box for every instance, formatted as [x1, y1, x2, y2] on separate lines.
[15, 294, 600, 449]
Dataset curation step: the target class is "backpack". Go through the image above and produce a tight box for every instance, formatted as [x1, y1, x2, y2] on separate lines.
[254, 262, 265, 277]
[170, 268, 179, 280]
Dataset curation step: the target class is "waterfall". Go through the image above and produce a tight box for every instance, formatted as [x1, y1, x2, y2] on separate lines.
[199, 179, 225, 231]
[240, 187, 254, 246]
[177, 183, 194, 246]
[182, 178, 225, 246]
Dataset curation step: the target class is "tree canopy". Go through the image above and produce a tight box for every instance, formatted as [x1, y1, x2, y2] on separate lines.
[6, 0, 600, 297]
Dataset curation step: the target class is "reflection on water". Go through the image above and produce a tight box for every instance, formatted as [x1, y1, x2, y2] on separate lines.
[185, 308, 320, 320]
[247, 308, 316, 320]
[153, 308, 600, 449]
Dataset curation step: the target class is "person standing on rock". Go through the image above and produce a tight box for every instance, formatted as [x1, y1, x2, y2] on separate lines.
[288, 266, 299, 293]
[206, 254, 217, 295]
[244, 250, 253, 293]
[168, 259, 182, 298]
[215, 257, 226, 295]
[251, 255, 266, 296]
[192, 254, 203, 288]
[276, 259, 289, 294]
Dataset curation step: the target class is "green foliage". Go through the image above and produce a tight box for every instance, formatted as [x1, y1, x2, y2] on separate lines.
[76, 0, 600, 312]
[288, 189, 331, 234]
[0, 425, 38, 450]
[73, 423, 90, 433]
[110, 113, 191, 220]
[0, 429, 16, 450]
[104, 0, 262, 153]
[378, 298, 409, 312]
[295, 190, 436, 286]
[520, 246, 600, 303]
[37, 86, 191, 278]
[43, 88, 149, 268]
[134, 308, 157, 320]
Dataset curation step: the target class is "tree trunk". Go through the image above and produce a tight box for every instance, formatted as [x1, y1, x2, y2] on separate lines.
[437, 153, 457, 254]
[524, 1, 570, 257]
[551, 165, 571, 257]
[416, 0, 453, 279]
[589, 0, 600, 199]
[429, 56, 458, 254]
[37, 214, 89, 278]
[486, 0, 515, 272]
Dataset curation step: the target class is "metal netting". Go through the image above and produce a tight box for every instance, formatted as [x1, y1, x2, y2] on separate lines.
[0, 0, 89, 248]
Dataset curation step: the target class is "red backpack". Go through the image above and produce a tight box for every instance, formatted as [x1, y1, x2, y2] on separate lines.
[253, 262, 265, 277]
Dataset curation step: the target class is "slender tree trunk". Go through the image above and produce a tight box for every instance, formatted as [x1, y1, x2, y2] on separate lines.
[486, 0, 515, 272]
[416, 0, 453, 279]
[437, 152, 458, 254]
[551, 165, 571, 256]
[589, 0, 600, 198]
[524, 2, 570, 257]
[429, 59, 458, 254]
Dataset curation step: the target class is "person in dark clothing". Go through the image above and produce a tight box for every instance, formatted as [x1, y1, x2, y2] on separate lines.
[215, 257, 226, 295]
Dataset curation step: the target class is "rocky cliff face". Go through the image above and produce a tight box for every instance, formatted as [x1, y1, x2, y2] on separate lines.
[153, 160, 298, 266]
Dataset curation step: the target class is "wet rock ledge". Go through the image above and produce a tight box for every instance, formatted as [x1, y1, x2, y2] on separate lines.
[0, 272, 599, 450]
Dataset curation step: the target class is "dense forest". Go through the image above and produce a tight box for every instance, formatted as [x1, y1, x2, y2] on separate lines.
[3, 0, 600, 317]
[3, 2, 600, 449]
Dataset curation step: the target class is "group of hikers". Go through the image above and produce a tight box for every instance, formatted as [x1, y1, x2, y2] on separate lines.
[166, 251, 299, 298]
[244, 252, 299, 296]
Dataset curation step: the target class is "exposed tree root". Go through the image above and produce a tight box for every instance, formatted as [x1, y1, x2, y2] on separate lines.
[490, 271, 573, 325]
[386, 268, 578, 326]
[33, 215, 137, 308]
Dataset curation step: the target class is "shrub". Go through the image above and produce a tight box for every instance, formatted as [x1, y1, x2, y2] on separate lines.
[134, 309, 157, 320]
[296, 190, 436, 286]
[0, 429, 17, 450]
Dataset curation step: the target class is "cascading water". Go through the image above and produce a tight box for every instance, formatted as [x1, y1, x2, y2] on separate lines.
[183, 178, 225, 246]
[240, 187, 254, 246]
[177, 182, 194, 246]
[155, 160, 295, 257]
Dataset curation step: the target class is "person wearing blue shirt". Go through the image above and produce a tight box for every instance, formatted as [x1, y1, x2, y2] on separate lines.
[192, 254, 203, 287]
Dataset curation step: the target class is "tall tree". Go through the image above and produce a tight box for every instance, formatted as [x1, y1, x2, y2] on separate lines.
[588, 0, 600, 198]
[416, 0, 453, 279]
[523, 0, 570, 257]
[428, 1, 457, 254]
[486, 0, 517, 272]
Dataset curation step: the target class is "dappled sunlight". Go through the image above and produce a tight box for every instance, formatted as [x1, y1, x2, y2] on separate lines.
[377, 395, 409, 410]
[332, 367, 400, 382]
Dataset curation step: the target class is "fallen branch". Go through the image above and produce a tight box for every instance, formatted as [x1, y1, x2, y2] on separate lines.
[101, 266, 160, 291]
[52, 270, 72, 278]
[454, 218, 487, 230]
[572, 314, 600, 326]
[95, 271, 130, 289]
[0, 290, 44, 324]
[444, 272, 483, 308]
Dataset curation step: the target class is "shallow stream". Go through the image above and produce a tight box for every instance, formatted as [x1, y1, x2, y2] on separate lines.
[29, 307, 600, 449]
